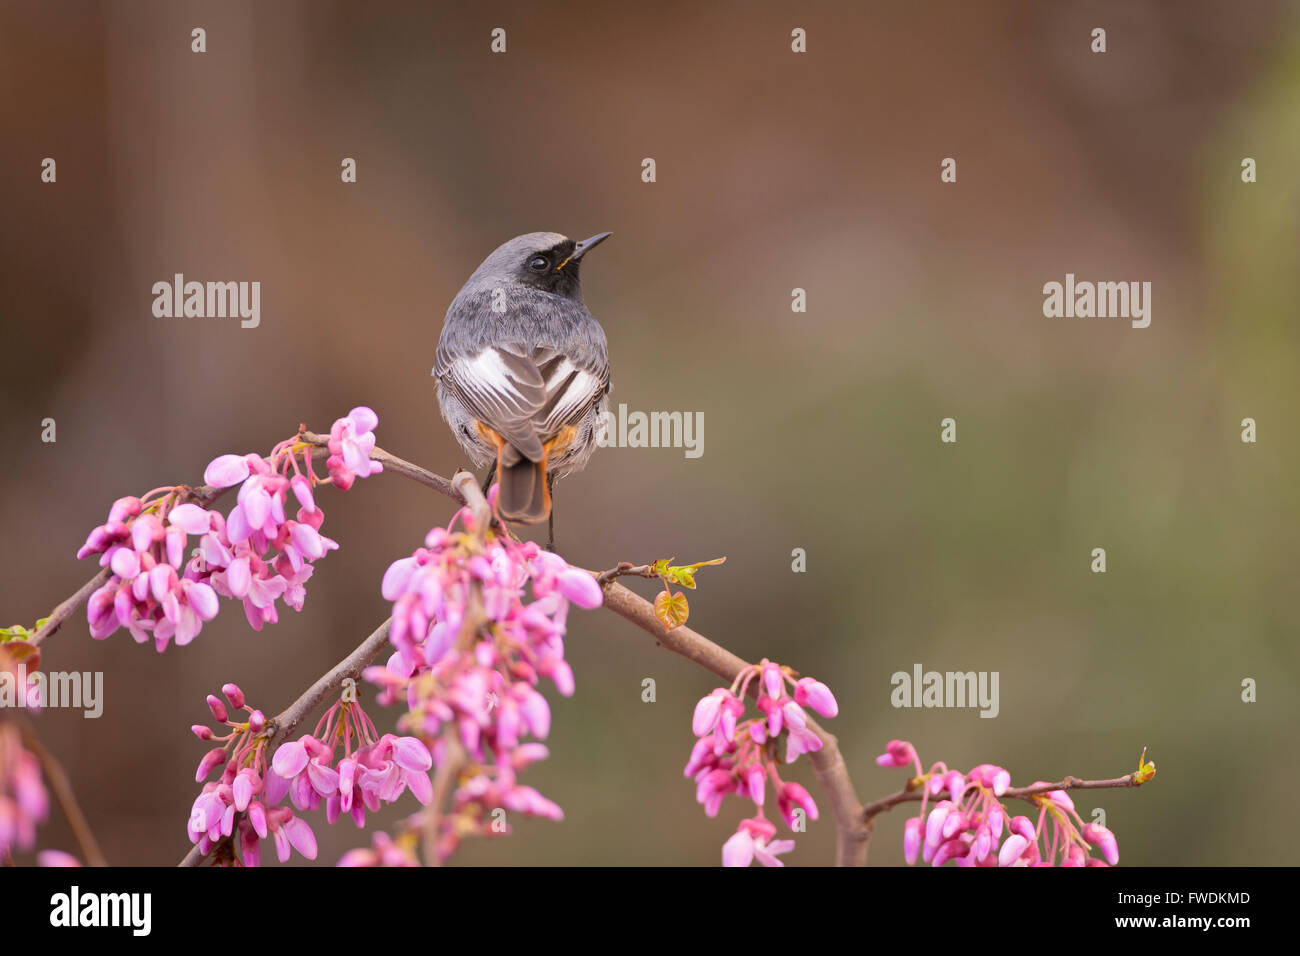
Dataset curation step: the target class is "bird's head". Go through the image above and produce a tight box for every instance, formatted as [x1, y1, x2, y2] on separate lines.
[475, 231, 613, 301]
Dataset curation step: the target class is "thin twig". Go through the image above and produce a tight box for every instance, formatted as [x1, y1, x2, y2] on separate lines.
[449, 469, 490, 533]
[860, 771, 1149, 822]
[300, 429, 464, 502]
[27, 569, 112, 648]
[595, 563, 658, 585]
[413, 472, 488, 866]
[15, 714, 108, 866]
[423, 734, 467, 867]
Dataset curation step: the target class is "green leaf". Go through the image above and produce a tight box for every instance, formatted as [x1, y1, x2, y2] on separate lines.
[654, 590, 690, 630]
[682, 556, 727, 572]
[2, 617, 49, 642]
[1135, 748, 1157, 785]
[652, 555, 725, 591]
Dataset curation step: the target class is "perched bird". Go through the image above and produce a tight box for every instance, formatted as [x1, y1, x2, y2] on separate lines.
[434, 231, 613, 545]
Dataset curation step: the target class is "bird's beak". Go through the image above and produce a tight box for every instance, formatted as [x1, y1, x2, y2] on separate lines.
[558, 231, 613, 270]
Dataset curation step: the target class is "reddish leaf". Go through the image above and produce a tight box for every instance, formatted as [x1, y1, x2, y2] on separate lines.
[654, 590, 690, 631]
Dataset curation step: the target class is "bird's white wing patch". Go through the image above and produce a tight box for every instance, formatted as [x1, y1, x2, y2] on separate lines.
[445, 346, 602, 452]
[450, 348, 545, 427]
[540, 363, 602, 434]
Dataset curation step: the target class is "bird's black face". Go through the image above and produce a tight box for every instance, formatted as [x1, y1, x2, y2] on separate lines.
[517, 240, 580, 297]
[513, 232, 613, 300]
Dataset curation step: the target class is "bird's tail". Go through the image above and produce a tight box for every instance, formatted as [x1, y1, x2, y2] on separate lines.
[496, 444, 550, 524]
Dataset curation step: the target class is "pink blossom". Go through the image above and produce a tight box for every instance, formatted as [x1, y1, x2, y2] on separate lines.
[998, 833, 1031, 867]
[777, 781, 818, 829]
[722, 817, 796, 867]
[556, 568, 603, 609]
[80, 409, 381, 651]
[875, 739, 920, 771]
[880, 739, 1123, 868]
[0, 723, 48, 856]
[1082, 822, 1119, 865]
[369, 519, 598, 856]
[969, 763, 1011, 796]
[761, 661, 784, 700]
[692, 690, 726, 737]
[903, 816, 923, 864]
[326, 406, 383, 488]
[204, 455, 251, 488]
[338, 831, 420, 867]
[680, 658, 839, 866]
[793, 677, 838, 718]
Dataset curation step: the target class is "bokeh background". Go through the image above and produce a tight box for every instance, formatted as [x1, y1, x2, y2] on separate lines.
[2, 0, 1298, 866]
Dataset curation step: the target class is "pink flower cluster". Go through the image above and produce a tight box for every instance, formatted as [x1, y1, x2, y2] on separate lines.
[78, 408, 381, 650]
[0, 721, 48, 858]
[186, 683, 318, 865]
[685, 658, 839, 867]
[877, 739, 1120, 867]
[268, 702, 433, 828]
[360, 500, 602, 863]
[322, 406, 383, 489]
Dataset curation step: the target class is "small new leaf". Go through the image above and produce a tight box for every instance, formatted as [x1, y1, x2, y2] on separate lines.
[1135, 747, 1156, 785]
[654, 590, 690, 631]
[1, 617, 45, 643]
[682, 557, 727, 572]
[652, 556, 726, 590]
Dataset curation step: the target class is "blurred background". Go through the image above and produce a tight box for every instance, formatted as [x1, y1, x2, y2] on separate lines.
[2, 0, 1298, 866]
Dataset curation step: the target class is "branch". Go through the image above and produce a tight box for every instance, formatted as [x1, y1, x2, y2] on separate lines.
[27, 569, 112, 649]
[29, 437, 458, 649]
[34, 430, 868, 866]
[178, 471, 485, 866]
[178, 617, 393, 866]
[860, 771, 1150, 823]
[447, 469, 489, 532]
[15, 714, 108, 866]
[300, 429, 464, 502]
[422, 734, 467, 867]
[269, 619, 395, 747]
[595, 563, 658, 585]
[29, 449, 329, 648]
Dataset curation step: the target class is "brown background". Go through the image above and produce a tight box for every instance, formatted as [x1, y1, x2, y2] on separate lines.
[2, 0, 1297, 865]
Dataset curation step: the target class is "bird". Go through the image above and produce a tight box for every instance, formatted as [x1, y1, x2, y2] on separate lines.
[434, 231, 613, 548]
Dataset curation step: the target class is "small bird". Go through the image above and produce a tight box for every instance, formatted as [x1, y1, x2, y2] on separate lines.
[434, 231, 613, 546]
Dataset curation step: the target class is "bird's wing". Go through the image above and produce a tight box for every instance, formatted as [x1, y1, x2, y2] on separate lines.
[529, 346, 608, 437]
[436, 342, 608, 462]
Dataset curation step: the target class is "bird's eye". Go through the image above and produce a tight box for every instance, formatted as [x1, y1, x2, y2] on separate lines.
[528, 255, 549, 272]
